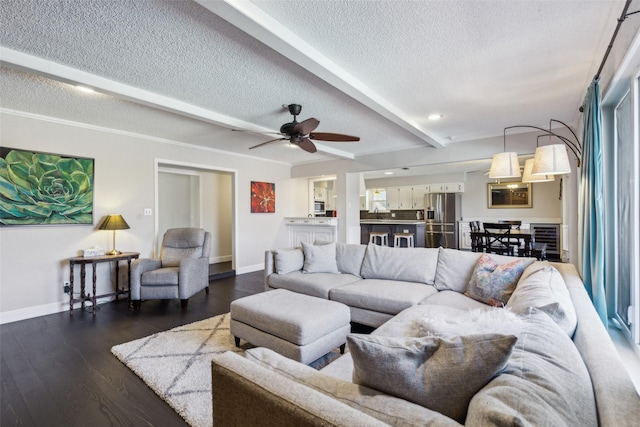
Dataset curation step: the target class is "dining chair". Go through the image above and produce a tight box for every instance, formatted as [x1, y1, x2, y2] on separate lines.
[469, 221, 484, 252]
[498, 220, 523, 254]
[483, 223, 514, 256]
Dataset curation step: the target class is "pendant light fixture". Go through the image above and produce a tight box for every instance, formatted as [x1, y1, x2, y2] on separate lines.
[522, 135, 555, 183]
[496, 120, 581, 179]
[488, 128, 521, 179]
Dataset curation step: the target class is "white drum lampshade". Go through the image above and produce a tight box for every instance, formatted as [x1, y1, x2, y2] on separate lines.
[531, 144, 571, 175]
[489, 152, 521, 179]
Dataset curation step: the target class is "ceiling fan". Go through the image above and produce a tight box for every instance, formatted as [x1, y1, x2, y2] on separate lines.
[248, 104, 360, 153]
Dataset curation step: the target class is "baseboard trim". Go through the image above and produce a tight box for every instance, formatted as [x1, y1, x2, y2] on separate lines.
[0, 296, 114, 325]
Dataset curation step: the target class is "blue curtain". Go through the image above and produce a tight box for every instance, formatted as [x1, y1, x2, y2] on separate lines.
[580, 79, 607, 325]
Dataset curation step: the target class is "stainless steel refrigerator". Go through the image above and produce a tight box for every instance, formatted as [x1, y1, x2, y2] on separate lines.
[424, 193, 461, 249]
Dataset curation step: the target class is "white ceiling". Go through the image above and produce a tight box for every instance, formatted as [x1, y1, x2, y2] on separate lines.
[0, 0, 627, 169]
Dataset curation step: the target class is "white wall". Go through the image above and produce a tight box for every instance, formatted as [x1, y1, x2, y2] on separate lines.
[0, 111, 301, 323]
[460, 170, 562, 223]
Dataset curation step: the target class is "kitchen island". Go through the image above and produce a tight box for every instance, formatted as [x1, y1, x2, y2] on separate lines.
[360, 220, 426, 247]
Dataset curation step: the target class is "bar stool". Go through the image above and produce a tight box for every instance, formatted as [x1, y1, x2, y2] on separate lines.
[393, 232, 415, 248]
[369, 232, 389, 246]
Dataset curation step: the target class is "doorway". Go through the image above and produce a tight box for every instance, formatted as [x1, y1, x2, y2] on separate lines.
[156, 162, 235, 273]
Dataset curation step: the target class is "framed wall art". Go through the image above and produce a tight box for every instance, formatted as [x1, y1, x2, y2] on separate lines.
[0, 147, 94, 226]
[251, 181, 275, 213]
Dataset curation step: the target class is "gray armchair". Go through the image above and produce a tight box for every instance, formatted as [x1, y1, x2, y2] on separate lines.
[131, 228, 211, 309]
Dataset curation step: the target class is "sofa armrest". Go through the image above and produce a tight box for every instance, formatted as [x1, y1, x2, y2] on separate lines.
[555, 263, 640, 426]
[130, 258, 162, 300]
[211, 351, 390, 427]
[264, 250, 275, 291]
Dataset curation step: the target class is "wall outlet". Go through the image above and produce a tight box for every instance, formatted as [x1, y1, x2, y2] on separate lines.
[143, 208, 153, 216]
[63, 281, 70, 294]
[391, 213, 396, 217]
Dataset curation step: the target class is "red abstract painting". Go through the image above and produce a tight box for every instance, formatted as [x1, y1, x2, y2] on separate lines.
[251, 181, 275, 213]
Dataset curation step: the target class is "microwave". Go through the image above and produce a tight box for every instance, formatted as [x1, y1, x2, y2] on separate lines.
[314, 200, 325, 213]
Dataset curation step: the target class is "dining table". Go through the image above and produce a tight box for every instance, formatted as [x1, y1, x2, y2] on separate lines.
[470, 229, 533, 257]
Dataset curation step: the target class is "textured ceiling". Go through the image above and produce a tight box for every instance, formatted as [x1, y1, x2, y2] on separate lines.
[0, 0, 627, 168]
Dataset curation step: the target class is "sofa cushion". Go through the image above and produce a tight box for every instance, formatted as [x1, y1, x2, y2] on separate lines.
[465, 309, 597, 427]
[418, 290, 490, 311]
[347, 333, 517, 423]
[302, 242, 339, 274]
[465, 254, 528, 306]
[141, 267, 179, 286]
[245, 347, 462, 427]
[316, 241, 367, 277]
[269, 271, 361, 299]
[506, 264, 577, 336]
[434, 248, 534, 293]
[274, 247, 304, 274]
[360, 243, 439, 285]
[329, 279, 438, 315]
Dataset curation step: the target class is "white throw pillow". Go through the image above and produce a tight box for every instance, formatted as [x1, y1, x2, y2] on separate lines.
[348, 333, 517, 423]
[274, 247, 304, 274]
[302, 242, 339, 274]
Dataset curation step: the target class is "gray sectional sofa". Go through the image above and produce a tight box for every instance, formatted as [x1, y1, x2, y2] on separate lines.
[211, 242, 640, 426]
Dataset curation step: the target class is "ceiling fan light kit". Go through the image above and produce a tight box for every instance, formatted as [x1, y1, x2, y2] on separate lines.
[248, 104, 359, 154]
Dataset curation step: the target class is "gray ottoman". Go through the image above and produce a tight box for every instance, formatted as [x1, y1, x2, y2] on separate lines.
[230, 289, 351, 364]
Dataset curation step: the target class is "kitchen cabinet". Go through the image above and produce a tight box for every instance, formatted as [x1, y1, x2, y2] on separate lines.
[412, 186, 430, 209]
[458, 222, 472, 250]
[444, 182, 465, 193]
[386, 186, 415, 210]
[325, 186, 336, 210]
[285, 217, 338, 247]
[313, 187, 326, 201]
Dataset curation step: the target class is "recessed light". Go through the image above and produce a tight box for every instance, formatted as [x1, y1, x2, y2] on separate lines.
[384, 171, 394, 175]
[427, 114, 443, 120]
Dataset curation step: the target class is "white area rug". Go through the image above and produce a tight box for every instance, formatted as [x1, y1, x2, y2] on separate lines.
[111, 313, 342, 427]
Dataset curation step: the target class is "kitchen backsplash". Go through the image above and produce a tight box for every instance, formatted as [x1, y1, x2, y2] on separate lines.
[360, 210, 423, 221]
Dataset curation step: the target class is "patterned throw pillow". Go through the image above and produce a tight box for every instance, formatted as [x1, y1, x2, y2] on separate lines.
[465, 254, 527, 306]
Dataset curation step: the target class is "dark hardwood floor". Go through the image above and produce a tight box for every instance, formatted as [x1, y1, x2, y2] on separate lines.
[0, 270, 265, 427]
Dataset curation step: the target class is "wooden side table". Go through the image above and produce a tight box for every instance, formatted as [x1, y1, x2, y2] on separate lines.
[68, 252, 140, 315]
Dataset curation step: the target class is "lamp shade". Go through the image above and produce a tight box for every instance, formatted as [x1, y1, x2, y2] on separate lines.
[531, 144, 571, 175]
[522, 158, 554, 183]
[489, 152, 521, 179]
[98, 214, 130, 230]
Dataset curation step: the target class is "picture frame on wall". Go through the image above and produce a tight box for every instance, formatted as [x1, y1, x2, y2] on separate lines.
[0, 147, 95, 226]
[251, 181, 275, 213]
[488, 182, 532, 209]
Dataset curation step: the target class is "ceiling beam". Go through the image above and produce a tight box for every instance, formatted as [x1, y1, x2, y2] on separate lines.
[1, 47, 357, 161]
[195, 0, 446, 149]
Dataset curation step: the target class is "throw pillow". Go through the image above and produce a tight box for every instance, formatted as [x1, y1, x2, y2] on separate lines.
[506, 266, 577, 336]
[315, 240, 367, 277]
[465, 254, 528, 306]
[274, 247, 304, 274]
[302, 242, 339, 274]
[360, 243, 439, 284]
[348, 333, 517, 423]
[434, 248, 535, 293]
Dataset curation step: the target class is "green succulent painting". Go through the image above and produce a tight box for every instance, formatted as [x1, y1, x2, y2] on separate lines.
[0, 148, 94, 225]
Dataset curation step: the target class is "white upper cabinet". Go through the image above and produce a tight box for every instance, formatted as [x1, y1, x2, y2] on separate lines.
[444, 182, 465, 193]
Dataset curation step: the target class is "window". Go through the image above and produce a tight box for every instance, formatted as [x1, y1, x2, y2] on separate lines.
[369, 188, 387, 212]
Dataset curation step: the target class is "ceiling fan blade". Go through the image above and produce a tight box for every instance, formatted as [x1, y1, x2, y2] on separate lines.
[309, 132, 360, 142]
[294, 118, 320, 135]
[298, 138, 317, 153]
[249, 138, 286, 150]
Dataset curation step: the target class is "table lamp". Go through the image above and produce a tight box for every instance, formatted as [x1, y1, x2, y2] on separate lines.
[98, 214, 130, 255]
